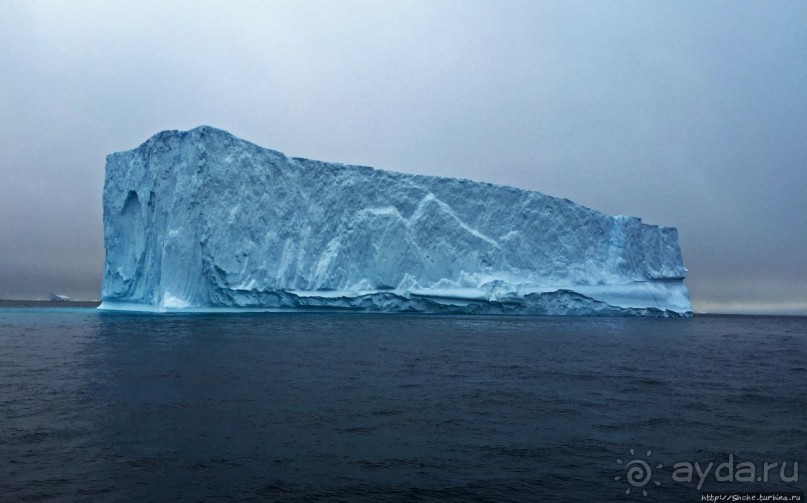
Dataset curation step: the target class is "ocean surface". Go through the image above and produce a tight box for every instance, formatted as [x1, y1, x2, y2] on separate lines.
[0, 309, 804, 502]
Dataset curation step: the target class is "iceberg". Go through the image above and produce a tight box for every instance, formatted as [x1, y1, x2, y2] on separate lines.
[100, 126, 692, 316]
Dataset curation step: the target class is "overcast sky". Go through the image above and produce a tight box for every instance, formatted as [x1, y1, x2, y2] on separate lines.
[1, 1, 805, 314]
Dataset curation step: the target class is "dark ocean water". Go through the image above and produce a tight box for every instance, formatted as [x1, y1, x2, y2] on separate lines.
[0, 309, 804, 502]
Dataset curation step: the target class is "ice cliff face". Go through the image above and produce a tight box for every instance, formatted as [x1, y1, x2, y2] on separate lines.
[100, 126, 692, 316]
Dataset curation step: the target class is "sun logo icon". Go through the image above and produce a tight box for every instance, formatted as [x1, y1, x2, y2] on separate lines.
[615, 449, 663, 496]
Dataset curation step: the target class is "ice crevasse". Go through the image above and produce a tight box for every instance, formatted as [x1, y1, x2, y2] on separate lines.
[100, 126, 692, 316]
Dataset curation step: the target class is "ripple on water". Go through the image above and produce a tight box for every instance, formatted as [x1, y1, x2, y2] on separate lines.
[0, 311, 804, 501]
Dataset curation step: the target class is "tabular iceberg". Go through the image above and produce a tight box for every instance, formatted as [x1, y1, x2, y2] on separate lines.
[100, 126, 692, 316]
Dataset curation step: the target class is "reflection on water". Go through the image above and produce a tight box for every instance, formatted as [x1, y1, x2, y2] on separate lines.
[1, 309, 805, 501]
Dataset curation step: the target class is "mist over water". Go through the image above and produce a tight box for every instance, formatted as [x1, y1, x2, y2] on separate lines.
[1, 2, 806, 314]
[1, 310, 804, 501]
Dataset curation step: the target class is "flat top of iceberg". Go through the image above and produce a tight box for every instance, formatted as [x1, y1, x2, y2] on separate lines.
[117, 125, 638, 224]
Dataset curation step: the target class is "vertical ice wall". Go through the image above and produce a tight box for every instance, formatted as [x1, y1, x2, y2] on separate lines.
[101, 126, 691, 316]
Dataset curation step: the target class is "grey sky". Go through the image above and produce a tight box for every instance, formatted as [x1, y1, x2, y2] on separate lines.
[1, 1, 805, 314]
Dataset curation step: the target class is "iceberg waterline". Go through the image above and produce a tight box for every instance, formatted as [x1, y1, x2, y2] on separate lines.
[100, 126, 692, 316]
